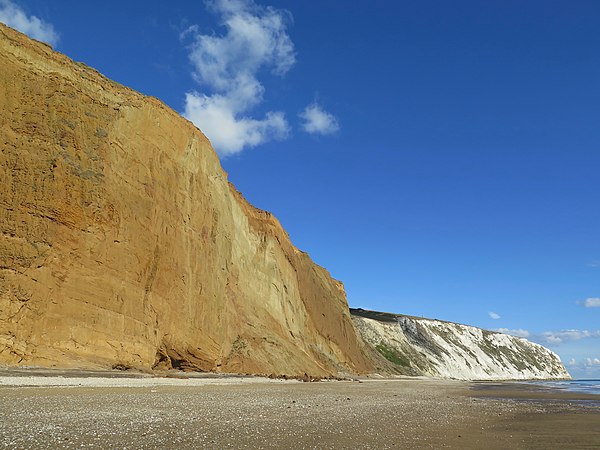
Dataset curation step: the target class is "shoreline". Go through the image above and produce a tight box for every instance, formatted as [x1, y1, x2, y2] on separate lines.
[470, 380, 600, 402]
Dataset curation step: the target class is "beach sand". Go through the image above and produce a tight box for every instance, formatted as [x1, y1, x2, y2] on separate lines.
[0, 369, 598, 449]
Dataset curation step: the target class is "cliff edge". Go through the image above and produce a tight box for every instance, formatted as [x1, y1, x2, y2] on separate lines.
[0, 24, 373, 376]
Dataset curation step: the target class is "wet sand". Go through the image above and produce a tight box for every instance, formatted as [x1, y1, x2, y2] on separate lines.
[0, 370, 598, 449]
[469, 381, 600, 449]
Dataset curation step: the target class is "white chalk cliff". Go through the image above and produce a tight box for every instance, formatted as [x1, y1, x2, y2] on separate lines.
[352, 309, 570, 380]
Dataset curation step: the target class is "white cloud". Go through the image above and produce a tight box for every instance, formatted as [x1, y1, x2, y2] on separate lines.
[182, 0, 294, 156]
[584, 298, 600, 308]
[184, 90, 288, 155]
[187, 0, 294, 88]
[539, 329, 600, 346]
[488, 311, 501, 320]
[0, 0, 58, 46]
[299, 103, 340, 135]
[565, 357, 600, 376]
[494, 328, 530, 338]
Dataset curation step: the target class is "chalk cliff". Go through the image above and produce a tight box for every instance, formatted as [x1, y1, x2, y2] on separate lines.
[0, 24, 373, 376]
[352, 309, 570, 380]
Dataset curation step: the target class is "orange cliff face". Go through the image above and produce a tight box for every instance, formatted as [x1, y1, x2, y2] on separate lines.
[0, 24, 373, 376]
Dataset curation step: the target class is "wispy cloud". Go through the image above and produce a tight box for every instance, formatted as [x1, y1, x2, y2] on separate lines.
[0, 0, 58, 46]
[583, 298, 600, 308]
[488, 311, 501, 320]
[494, 328, 530, 338]
[585, 357, 600, 366]
[538, 329, 600, 346]
[182, 0, 294, 156]
[299, 103, 340, 135]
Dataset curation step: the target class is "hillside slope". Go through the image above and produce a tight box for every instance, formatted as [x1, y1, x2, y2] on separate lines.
[352, 309, 570, 380]
[0, 24, 373, 376]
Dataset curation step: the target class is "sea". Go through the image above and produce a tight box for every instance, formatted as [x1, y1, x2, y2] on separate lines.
[529, 379, 600, 395]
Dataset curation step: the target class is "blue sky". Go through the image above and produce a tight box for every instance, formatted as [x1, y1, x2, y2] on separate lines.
[2, 0, 599, 378]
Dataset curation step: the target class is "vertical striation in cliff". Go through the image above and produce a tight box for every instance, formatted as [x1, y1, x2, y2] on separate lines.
[0, 24, 373, 376]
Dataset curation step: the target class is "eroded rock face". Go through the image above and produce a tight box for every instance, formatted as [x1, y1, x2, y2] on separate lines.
[352, 309, 571, 380]
[0, 24, 373, 376]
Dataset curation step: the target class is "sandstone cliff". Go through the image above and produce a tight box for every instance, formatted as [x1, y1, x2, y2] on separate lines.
[0, 24, 570, 381]
[0, 24, 374, 376]
[352, 309, 570, 380]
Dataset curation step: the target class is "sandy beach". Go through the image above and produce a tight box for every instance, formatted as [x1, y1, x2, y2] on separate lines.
[0, 370, 598, 449]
